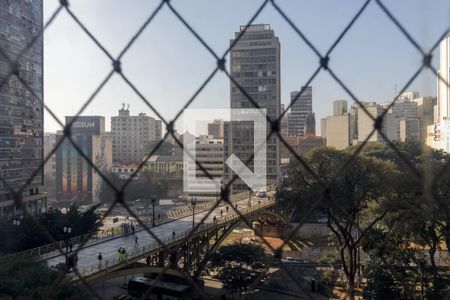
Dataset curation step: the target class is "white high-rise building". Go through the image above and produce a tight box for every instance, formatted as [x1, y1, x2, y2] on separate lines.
[431, 36, 450, 152]
[438, 36, 450, 121]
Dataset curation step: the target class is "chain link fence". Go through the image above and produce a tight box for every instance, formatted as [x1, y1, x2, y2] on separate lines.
[1, 0, 450, 299]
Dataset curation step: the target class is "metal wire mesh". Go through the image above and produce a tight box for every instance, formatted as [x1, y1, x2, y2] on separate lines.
[1, 0, 450, 299]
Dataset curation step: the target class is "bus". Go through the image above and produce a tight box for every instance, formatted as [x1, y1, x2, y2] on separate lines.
[128, 277, 191, 300]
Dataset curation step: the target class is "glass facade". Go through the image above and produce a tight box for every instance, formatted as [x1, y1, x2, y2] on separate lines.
[226, 24, 280, 193]
[288, 87, 313, 136]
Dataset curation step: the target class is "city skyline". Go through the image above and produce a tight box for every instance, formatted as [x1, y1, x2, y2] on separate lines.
[42, 0, 450, 134]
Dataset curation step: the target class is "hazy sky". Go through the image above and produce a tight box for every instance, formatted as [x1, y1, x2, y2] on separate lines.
[43, 0, 450, 134]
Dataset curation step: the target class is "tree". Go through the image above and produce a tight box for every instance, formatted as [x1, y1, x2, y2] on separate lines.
[361, 228, 423, 300]
[0, 255, 92, 299]
[372, 141, 450, 299]
[279, 147, 398, 299]
[0, 205, 101, 253]
[209, 242, 266, 297]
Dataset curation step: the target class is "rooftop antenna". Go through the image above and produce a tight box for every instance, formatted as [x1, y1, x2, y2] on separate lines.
[394, 84, 398, 98]
[122, 102, 125, 110]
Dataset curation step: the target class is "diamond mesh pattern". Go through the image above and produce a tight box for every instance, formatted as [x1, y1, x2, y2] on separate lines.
[1, 0, 449, 299]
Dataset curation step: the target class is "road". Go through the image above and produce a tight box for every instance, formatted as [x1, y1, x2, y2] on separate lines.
[46, 194, 271, 274]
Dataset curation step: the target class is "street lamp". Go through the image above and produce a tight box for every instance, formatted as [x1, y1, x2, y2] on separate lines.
[150, 196, 156, 227]
[191, 196, 197, 229]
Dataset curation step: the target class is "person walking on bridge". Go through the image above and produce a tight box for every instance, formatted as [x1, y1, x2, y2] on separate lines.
[220, 210, 223, 217]
[134, 234, 139, 247]
[226, 206, 229, 213]
[97, 252, 103, 267]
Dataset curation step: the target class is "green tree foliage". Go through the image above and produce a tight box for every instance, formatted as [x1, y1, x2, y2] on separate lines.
[362, 228, 424, 300]
[0, 205, 101, 253]
[280, 141, 450, 298]
[317, 249, 346, 287]
[279, 147, 398, 299]
[209, 242, 266, 296]
[364, 140, 450, 298]
[0, 255, 92, 299]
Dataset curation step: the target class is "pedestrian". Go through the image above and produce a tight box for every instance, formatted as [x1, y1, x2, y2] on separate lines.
[118, 247, 122, 262]
[172, 231, 175, 239]
[122, 248, 127, 261]
[146, 256, 151, 266]
[98, 252, 103, 266]
[131, 223, 135, 233]
[134, 234, 139, 246]
[213, 216, 216, 222]
[220, 210, 223, 217]
[226, 206, 229, 213]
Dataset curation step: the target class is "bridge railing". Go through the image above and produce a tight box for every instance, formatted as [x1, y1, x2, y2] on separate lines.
[16, 187, 275, 259]
[166, 186, 276, 219]
[77, 198, 276, 279]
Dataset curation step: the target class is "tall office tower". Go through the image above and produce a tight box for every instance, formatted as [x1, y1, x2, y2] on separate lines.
[280, 104, 289, 137]
[305, 112, 316, 135]
[288, 87, 312, 136]
[437, 36, 450, 121]
[0, 1, 47, 217]
[207, 119, 224, 139]
[225, 24, 280, 193]
[56, 117, 112, 205]
[111, 105, 162, 163]
[333, 100, 348, 116]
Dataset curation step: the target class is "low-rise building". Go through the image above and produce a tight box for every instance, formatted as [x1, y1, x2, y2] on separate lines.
[146, 155, 183, 175]
[186, 135, 224, 202]
[111, 162, 139, 179]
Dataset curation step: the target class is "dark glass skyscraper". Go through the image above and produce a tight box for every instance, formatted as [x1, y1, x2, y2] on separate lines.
[288, 86, 313, 136]
[0, 1, 46, 217]
[225, 24, 280, 193]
